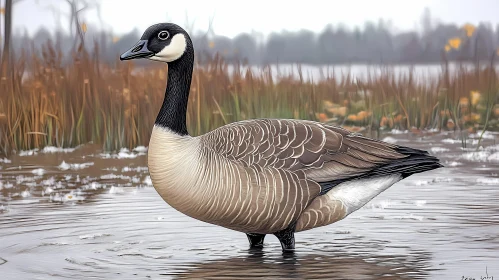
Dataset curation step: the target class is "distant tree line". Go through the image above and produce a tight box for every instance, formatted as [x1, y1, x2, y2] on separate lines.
[5, 9, 499, 65]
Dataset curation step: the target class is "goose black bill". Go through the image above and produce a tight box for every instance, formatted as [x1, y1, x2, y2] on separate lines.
[120, 40, 154, 60]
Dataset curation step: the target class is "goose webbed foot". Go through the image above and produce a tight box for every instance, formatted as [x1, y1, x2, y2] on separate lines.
[246, 233, 266, 249]
[273, 222, 296, 252]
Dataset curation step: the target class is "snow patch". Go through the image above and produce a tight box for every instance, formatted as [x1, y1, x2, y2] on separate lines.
[461, 145, 499, 162]
[390, 129, 408, 134]
[469, 131, 497, 140]
[121, 166, 148, 173]
[19, 149, 39, 156]
[21, 190, 31, 198]
[100, 148, 147, 159]
[18, 146, 78, 156]
[143, 176, 153, 186]
[442, 138, 461, 144]
[382, 137, 398, 144]
[42, 146, 77, 153]
[31, 168, 46, 176]
[100, 174, 131, 180]
[58, 161, 94, 171]
[430, 147, 449, 153]
[133, 146, 148, 153]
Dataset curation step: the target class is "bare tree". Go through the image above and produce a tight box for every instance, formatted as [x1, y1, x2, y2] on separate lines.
[0, 0, 13, 75]
[61, 0, 99, 52]
[0, 0, 27, 74]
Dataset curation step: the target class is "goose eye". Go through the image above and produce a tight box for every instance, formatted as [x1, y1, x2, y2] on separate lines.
[158, 31, 170, 41]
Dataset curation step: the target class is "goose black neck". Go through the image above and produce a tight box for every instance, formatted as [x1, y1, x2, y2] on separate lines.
[154, 47, 194, 135]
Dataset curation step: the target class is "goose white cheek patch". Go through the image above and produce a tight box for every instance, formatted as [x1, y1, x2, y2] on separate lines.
[149, 33, 187, 63]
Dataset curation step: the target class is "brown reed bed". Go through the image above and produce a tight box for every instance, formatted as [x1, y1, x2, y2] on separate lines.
[0, 42, 498, 156]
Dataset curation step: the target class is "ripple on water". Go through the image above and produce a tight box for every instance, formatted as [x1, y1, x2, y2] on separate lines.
[1, 135, 499, 279]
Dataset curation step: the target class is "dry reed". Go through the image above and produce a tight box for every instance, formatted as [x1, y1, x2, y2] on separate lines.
[0, 42, 498, 156]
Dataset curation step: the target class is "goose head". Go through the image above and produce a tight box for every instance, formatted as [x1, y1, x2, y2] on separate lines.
[120, 23, 190, 63]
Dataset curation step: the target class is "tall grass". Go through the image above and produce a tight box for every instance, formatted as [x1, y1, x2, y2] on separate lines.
[0, 42, 498, 156]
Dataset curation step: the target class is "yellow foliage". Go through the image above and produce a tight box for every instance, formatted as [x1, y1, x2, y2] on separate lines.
[323, 100, 347, 116]
[471, 113, 480, 122]
[459, 97, 469, 107]
[470, 91, 481, 106]
[347, 114, 357, 122]
[316, 113, 328, 122]
[379, 116, 394, 128]
[462, 23, 475, 37]
[0, 7, 4, 15]
[448, 38, 461, 49]
[445, 45, 451, 52]
[112, 36, 120, 43]
[394, 114, 404, 124]
[467, 126, 476, 134]
[326, 106, 347, 117]
[81, 23, 87, 33]
[323, 100, 335, 108]
[356, 110, 370, 120]
[463, 113, 481, 123]
[208, 41, 215, 49]
[346, 111, 372, 122]
[380, 116, 388, 127]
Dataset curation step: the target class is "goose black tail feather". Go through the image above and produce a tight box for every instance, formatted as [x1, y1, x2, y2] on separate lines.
[318, 145, 443, 195]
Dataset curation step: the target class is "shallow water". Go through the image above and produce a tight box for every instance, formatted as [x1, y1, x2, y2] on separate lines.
[1, 130, 499, 279]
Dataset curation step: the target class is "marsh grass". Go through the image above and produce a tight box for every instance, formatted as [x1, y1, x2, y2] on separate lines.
[0, 42, 498, 156]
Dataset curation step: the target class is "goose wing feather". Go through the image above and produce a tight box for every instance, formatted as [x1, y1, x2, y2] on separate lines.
[202, 118, 406, 186]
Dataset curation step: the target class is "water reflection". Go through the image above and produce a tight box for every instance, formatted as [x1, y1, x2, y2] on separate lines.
[171, 249, 434, 280]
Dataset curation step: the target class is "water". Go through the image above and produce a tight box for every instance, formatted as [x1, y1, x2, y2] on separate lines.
[131, 62, 499, 83]
[225, 62, 499, 81]
[1, 130, 499, 279]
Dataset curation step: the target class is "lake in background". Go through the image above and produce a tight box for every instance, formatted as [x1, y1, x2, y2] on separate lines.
[222, 62, 499, 82]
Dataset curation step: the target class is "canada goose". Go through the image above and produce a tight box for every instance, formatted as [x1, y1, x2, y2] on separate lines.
[120, 23, 442, 252]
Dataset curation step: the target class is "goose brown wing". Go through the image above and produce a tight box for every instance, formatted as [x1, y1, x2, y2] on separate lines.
[201, 118, 410, 190]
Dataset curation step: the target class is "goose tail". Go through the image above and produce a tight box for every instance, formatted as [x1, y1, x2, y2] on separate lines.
[366, 145, 443, 179]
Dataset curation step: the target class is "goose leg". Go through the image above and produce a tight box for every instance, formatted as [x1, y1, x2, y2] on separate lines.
[246, 233, 266, 248]
[273, 222, 296, 252]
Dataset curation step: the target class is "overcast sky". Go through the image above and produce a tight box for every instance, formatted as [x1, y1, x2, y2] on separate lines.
[7, 0, 499, 38]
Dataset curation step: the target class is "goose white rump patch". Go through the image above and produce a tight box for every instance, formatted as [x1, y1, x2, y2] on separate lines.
[325, 174, 402, 215]
[149, 33, 187, 62]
